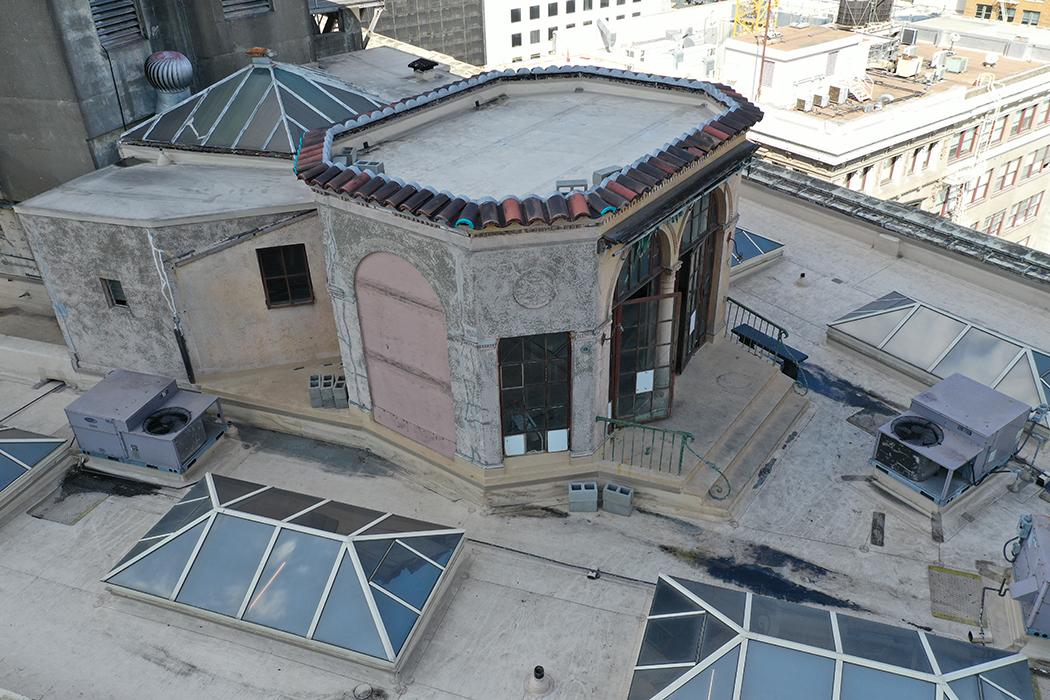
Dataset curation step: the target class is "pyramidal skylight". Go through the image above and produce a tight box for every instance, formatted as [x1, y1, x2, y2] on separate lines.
[121, 57, 383, 155]
[829, 291, 1050, 409]
[104, 473, 464, 666]
[629, 574, 1035, 700]
[0, 426, 66, 494]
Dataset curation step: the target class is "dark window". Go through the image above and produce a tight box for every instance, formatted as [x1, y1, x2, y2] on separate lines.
[974, 3, 993, 18]
[617, 0, 626, 5]
[101, 278, 128, 307]
[682, 194, 717, 252]
[530, 4, 540, 18]
[567, 0, 576, 12]
[601, 0, 609, 7]
[566, 22, 575, 27]
[1021, 10, 1040, 24]
[221, 0, 273, 19]
[530, 29, 541, 43]
[999, 5, 1016, 21]
[89, 0, 143, 48]
[256, 244, 314, 308]
[549, 1, 558, 15]
[549, 26, 557, 39]
[632, 11, 640, 15]
[498, 333, 571, 456]
[512, 33, 522, 47]
[530, 52, 542, 59]
[511, 7, 522, 21]
[584, 0, 593, 8]
[616, 14, 625, 19]
[615, 233, 663, 303]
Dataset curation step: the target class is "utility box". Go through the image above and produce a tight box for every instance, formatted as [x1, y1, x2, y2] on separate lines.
[603, 482, 634, 516]
[569, 481, 598, 512]
[1011, 514, 1050, 637]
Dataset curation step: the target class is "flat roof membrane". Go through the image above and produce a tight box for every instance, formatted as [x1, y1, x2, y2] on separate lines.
[628, 575, 1034, 700]
[104, 473, 464, 665]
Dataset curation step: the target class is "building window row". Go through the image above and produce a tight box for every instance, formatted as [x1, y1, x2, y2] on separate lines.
[514, 0, 634, 21]
[946, 100, 1050, 163]
[1009, 191, 1044, 228]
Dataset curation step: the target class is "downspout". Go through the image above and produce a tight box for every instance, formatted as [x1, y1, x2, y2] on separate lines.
[147, 230, 195, 383]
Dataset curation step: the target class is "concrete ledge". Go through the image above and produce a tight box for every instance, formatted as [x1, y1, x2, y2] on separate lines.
[0, 334, 92, 388]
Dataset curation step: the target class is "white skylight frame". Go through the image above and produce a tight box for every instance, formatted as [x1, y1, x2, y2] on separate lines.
[0, 426, 67, 494]
[636, 574, 1032, 700]
[103, 473, 465, 667]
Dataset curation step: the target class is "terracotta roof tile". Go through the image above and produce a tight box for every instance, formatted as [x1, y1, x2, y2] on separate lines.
[296, 66, 762, 233]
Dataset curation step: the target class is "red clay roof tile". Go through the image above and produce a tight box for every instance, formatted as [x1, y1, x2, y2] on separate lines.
[325, 169, 357, 191]
[586, 192, 615, 214]
[500, 197, 523, 226]
[702, 124, 732, 141]
[418, 192, 450, 218]
[340, 171, 372, 194]
[595, 187, 629, 209]
[567, 192, 590, 219]
[456, 202, 481, 229]
[368, 180, 402, 203]
[626, 168, 658, 188]
[385, 184, 417, 208]
[355, 177, 385, 198]
[605, 181, 637, 201]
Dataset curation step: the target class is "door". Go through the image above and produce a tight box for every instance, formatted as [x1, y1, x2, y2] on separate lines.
[610, 292, 681, 422]
[676, 233, 718, 373]
[356, 253, 457, 458]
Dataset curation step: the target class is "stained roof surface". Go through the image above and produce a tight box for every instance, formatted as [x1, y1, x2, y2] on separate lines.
[829, 292, 1050, 408]
[104, 473, 464, 664]
[0, 426, 65, 493]
[122, 57, 383, 156]
[630, 575, 1035, 700]
[297, 66, 763, 232]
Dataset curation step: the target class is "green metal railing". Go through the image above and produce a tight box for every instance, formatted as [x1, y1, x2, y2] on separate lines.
[595, 418, 732, 500]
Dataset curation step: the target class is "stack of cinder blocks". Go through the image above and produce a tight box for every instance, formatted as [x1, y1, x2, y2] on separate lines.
[567, 480, 634, 515]
[309, 373, 349, 409]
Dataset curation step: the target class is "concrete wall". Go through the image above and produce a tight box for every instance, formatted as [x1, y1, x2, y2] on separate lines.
[371, 0, 487, 66]
[142, 0, 316, 89]
[19, 211, 291, 380]
[0, 208, 39, 279]
[172, 214, 340, 376]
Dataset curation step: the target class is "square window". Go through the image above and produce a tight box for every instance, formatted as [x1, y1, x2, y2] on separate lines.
[511, 7, 521, 21]
[499, 333, 571, 457]
[530, 29, 540, 43]
[975, 3, 993, 18]
[601, 0, 609, 7]
[256, 244, 314, 308]
[530, 4, 540, 18]
[584, 0, 593, 8]
[503, 434, 526, 456]
[616, 14, 625, 19]
[547, 429, 568, 452]
[512, 32, 522, 47]
[101, 278, 128, 307]
[632, 11, 640, 15]
[549, 1, 558, 15]
[567, 0, 576, 12]
[1022, 10, 1040, 25]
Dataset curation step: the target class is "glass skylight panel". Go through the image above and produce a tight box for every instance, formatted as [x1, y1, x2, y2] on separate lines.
[0, 427, 65, 493]
[629, 667, 693, 700]
[175, 73, 246, 146]
[638, 615, 706, 666]
[676, 579, 747, 626]
[649, 579, 701, 616]
[206, 68, 271, 146]
[242, 529, 341, 635]
[949, 676, 1016, 700]
[105, 474, 463, 666]
[836, 614, 932, 672]
[931, 328, 1021, 385]
[0, 454, 27, 492]
[1035, 352, 1050, 383]
[981, 661, 1036, 697]
[831, 306, 912, 347]
[279, 87, 335, 130]
[730, 230, 784, 268]
[361, 513, 445, 536]
[740, 641, 834, 700]
[748, 595, 835, 650]
[840, 664, 935, 700]
[881, 307, 967, 371]
[834, 291, 915, 322]
[925, 631, 1013, 673]
[666, 646, 739, 700]
[995, 357, 1043, 408]
[274, 67, 355, 121]
[235, 87, 283, 151]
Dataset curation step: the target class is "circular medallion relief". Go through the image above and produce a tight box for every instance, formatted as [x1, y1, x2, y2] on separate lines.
[513, 270, 556, 309]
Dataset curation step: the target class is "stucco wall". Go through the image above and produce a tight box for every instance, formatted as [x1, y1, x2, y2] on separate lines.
[173, 214, 339, 376]
[19, 211, 291, 380]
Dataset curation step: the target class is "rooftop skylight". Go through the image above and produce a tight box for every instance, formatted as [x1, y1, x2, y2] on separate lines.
[0, 426, 66, 494]
[629, 575, 1035, 700]
[121, 59, 382, 155]
[104, 473, 464, 665]
[730, 227, 784, 269]
[828, 292, 1050, 408]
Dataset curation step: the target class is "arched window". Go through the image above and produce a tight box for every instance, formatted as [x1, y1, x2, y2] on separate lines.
[614, 233, 664, 304]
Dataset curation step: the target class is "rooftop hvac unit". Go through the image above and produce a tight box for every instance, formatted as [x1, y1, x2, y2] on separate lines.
[1010, 514, 1050, 637]
[945, 54, 969, 73]
[895, 56, 922, 77]
[813, 92, 830, 107]
[931, 50, 950, 68]
[829, 84, 849, 104]
[65, 370, 226, 474]
[796, 95, 814, 112]
[870, 373, 1030, 508]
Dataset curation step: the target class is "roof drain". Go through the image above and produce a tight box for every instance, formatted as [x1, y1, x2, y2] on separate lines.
[525, 665, 553, 696]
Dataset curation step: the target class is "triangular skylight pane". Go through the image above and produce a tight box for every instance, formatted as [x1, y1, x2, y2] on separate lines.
[836, 613, 932, 673]
[980, 661, 1035, 698]
[123, 121, 153, 140]
[278, 86, 335, 130]
[274, 67, 355, 121]
[212, 474, 263, 505]
[0, 428, 54, 440]
[398, 533, 462, 567]
[833, 291, 915, 322]
[234, 86, 281, 151]
[699, 616, 736, 660]
[674, 579, 746, 626]
[667, 645, 739, 699]
[832, 306, 912, 346]
[291, 500, 386, 536]
[750, 233, 783, 254]
[628, 667, 692, 700]
[370, 542, 442, 610]
[925, 632, 1012, 674]
[140, 95, 202, 143]
[1035, 352, 1050, 381]
[359, 514, 446, 536]
[649, 578, 702, 616]
[175, 72, 247, 145]
[205, 67, 271, 147]
[354, 539, 395, 579]
[140, 479, 213, 540]
[312, 552, 388, 660]
[638, 614, 705, 666]
[0, 440, 64, 467]
[732, 234, 762, 263]
[995, 356, 1043, 407]
[265, 122, 294, 153]
[324, 84, 381, 115]
[372, 589, 419, 654]
[108, 520, 207, 598]
[228, 487, 324, 520]
[0, 454, 28, 491]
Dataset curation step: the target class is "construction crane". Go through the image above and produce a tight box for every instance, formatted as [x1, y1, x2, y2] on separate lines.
[733, 0, 779, 37]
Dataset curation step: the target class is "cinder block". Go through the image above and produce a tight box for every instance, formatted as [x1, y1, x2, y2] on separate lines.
[569, 481, 598, 512]
[334, 376, 348, 409]
[321, 375, 335, 408]
[308, 375, 322, 409]
[603, 482, 634, 516]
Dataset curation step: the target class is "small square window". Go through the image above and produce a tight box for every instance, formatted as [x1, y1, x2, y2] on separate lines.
[511, 7, 521, 21]
[600, 0, 609, 8]
[583, 19, 592, 24]
[530, 29, 540, 43]
[101, 278, 128, 308]
[567, 0, 576, 12]
[549, 1, 558, 15]
[530, 4, 540, 18]
[566, 22, 575, 27]
[257, 244, 315, 308]
[512, 32, 522, 47]
[584, 0, 593, 8]
[512, 56, 524, 63]
[617, 0, 625, 5]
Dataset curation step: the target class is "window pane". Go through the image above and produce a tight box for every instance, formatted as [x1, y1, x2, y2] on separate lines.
[995, 356, 1042, 407]
[288, 274, 313, 302]
[282, 244, 308, 274]
[175, 74, 245, 145]
[278, 87, 334, 130]
[212, 474, 264, 504]
[354, 539, 395, 579]
[373, 589, 419, 654]
[925, 632, 1013, 674]
[290, 501, 386, 536]
[676, 579, 746, 625]
[137, 479, 213, 543]
[109, 520, 207, 598]
[748, 595, 835, 650]
[235, 87, 281, 151]
[667, 645, 739, 699]
[931, 327, 1021, 385]
[840, 663, 935, 700]
[266, 277, 290, 305]
[832, 307, 912, 346]
[370, 542, 442, 609]
[230, 487, 324, 520]
[206, 68, 271, 147]
[981, 661, 1035, 698]
[741, 642, 834, 700]
[312, 552, 388, 659]
[637, 614, 704, 665]
[143, 95, 203, 143]
[243, 529, 341, 635]
[273, 68, 354, 123]
[836, 613, 932, 672]
[398, 533, 462, 566]
[882, 307, 966, 371]
[176, 515, 274, 616]
[258, 248, 284, 277]
[628, 667, 691, 700]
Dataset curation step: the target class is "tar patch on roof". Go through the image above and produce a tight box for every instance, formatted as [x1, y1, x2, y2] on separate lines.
[104, 473, 464, 666]
[629, 574, 1034, 700]
[122, 58, 383, 156]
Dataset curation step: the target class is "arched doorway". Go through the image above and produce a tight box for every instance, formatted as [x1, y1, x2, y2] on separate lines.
[355, 253, 457, 457]
[608, 232, 681, 422]
[675, 191, 721, 373]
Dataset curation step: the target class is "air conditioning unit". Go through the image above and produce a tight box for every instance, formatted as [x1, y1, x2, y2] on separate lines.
[931, 50, 950, 68]
[945, 54, 969, 73]
[870, 373, 1030, 508]
[796, 95, 814, 112]
[1010, 514, 1050, 637]
[828, 84, 849, 104]
[900, 45, 918, 58]
[65, 370, 227, 474]
[895, 56, 922, 78]
[900, 27, 919, 46]
[813, 92, 830, 108]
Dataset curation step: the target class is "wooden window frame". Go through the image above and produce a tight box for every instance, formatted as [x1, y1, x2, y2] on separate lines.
[256, 244, 315, 309]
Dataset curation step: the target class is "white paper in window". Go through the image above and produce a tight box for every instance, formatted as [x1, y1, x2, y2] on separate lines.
[547, 429, 568, 452]
[636, 369, 654, 393]
[503, 434, 526, 456]
[689, 310, 697, 334]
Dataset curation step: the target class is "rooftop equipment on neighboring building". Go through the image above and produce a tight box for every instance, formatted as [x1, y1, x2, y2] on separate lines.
[871, 373, 1030, 508]
[836, 0, 892, 27]
[143, 51, 193, 113]
[65, 370, 226, 474]
[945, 54, 969, 73]
[1010, 514, 1050, 637]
